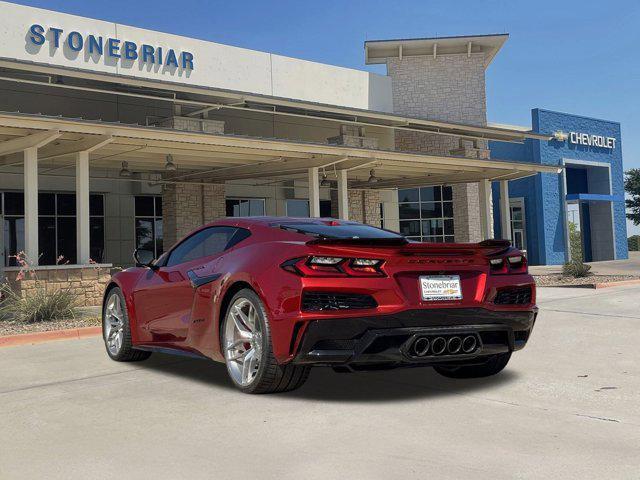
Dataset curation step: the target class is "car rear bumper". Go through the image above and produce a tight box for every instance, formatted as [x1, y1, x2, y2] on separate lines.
[291, 307, 537, 370]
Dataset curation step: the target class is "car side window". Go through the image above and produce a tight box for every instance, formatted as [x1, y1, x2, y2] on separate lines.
[166, 227, 239, 267]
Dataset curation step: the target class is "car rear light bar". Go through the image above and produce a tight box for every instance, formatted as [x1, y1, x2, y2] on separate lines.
[281, 256, 385, 277]
[489, 254, 528, 274]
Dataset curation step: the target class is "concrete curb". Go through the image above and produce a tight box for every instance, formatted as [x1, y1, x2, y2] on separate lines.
[538, 279, 640, 289]
[0, 326, 101, 348]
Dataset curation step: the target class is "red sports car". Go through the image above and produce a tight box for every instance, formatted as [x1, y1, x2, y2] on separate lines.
[102, 217, 536, 393]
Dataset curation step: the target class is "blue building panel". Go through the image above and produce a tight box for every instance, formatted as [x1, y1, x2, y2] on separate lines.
[490, 108, 627, 265]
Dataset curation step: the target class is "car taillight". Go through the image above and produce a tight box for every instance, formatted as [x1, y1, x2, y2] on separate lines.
[281, 256, 385, 277]
[489, 254, 527, 274]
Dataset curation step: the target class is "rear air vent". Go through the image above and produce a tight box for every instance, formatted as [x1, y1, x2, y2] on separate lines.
[494, 286, 532, 305]
[301, 292, 377, 311]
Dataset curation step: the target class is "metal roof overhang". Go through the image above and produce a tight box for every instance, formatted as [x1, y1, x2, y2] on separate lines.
[0, 111, 561, 188]
[0, 58, 550, 144]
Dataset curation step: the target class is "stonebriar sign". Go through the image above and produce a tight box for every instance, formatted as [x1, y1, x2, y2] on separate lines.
[28, 24, 195, 70]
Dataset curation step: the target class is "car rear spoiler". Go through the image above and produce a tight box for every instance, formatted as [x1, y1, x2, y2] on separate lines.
[305, 237, 409, 247]
[399, 239, 512, 256]
[306, 237, 512, 255]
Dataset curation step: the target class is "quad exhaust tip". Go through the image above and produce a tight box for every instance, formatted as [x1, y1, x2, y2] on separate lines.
[411, 334, 478, 357]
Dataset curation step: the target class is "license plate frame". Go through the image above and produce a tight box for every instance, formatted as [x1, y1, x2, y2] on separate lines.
[419, 275, 462, 301]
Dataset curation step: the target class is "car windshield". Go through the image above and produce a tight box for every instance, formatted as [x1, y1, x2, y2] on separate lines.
[280, 223, 404, 239]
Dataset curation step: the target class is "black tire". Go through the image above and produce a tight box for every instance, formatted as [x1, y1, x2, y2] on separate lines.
[102, 287, 151, 362]
[434, 352, 511, 379]
[222, 288, 310, 394]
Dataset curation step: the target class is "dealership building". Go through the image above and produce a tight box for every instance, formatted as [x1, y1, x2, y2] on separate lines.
[0, 1, 627, 305]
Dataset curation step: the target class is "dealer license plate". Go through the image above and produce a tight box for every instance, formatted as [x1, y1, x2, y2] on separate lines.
[419, 275, 462, 301]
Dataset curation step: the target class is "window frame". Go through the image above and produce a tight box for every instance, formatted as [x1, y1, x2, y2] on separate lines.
[397, 186, 454, 242]
[134, 195, 163, 259]
[1, 191, 105, 266]
[225, 197, 266, 217]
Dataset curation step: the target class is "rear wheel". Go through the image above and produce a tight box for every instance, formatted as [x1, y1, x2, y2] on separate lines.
[434, 352, 511, 379]
[222, 288, 310, 394]
[102, 287, 151, 362]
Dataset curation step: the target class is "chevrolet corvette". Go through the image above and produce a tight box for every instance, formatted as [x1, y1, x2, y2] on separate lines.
[102, 217, 537, 393]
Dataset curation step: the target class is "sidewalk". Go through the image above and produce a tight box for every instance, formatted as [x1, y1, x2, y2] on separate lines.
[529, 251, 640, 276]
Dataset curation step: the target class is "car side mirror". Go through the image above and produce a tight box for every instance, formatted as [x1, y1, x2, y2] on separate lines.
[133, 248, 157, 269]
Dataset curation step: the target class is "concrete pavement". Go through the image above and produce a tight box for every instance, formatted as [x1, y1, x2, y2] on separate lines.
[1, 286, 639, 479]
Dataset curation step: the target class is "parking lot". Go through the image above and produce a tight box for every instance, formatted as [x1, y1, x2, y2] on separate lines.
[1, 285, 639, 479]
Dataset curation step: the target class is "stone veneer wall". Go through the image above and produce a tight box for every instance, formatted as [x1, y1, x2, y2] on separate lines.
[5, 266, 112, 307]
[162, 183, 226, 247]
[387, 53, 490, 242]
[331, 189, 381, 226]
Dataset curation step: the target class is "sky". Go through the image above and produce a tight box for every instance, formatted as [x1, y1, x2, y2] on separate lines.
[8, 0, 640, 234]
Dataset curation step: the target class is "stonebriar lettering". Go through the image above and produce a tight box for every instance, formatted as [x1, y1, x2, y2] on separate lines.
[28, 24, 194, 70]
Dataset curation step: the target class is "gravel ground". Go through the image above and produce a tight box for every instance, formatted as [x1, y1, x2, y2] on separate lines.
[0, 316, 100, 336]
[534, 274, 640, 287]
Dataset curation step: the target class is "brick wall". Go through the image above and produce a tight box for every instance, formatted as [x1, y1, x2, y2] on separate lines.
[163, 183, 226, 247]
[5, 266, 112, 307]
[387, 53, 490, 242]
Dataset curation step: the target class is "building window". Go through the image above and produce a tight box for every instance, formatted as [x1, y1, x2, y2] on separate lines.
[397, 186, 454, 242]
[285, 199, 331, 217]
[225, 198, 265, 217]
[135, 196, 163, 258]
[1, 192, 104, 266]
[510, 199, 526, 252]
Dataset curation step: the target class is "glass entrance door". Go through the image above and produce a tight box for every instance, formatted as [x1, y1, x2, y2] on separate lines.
[509, 199, 527, 253]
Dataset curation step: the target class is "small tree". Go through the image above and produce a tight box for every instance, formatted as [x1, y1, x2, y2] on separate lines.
[625, 169, 640, 226]
[568, 220, 583, 261]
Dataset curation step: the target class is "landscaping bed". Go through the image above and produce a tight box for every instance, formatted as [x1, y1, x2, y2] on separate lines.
[0, 315, 100, 336]
[534, 274, 640, 287]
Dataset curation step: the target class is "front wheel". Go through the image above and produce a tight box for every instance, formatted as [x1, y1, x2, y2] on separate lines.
[434, 352, 511, 379]
[102, 287, 151, 362]
[222, 288, 310, 394]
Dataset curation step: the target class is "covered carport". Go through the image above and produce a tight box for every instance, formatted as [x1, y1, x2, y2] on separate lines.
[0, 108, 560, 268]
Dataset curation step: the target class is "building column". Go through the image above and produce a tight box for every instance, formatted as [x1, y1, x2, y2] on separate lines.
[478, 179, 494, 240]
[499, 180, 512, 242]
[76, 151, 90, 264]
[23, 147, 39, 265]
[336, 169, 349, 220]
[308, 167, 320, 217]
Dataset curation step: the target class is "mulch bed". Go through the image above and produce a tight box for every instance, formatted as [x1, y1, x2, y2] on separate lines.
[534, 274, 640, 287]
[0, 316, 100, 336]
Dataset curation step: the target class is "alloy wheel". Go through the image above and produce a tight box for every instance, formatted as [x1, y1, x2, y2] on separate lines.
[224, 298, 263, 387]
[104, 293, 125, 355]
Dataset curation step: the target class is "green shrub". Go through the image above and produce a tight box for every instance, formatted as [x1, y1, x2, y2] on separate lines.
[562, 261, 592, 278]
[568, 221, 583, 261]
[0, 284, 79, 323]
[629, 235, 640, 252]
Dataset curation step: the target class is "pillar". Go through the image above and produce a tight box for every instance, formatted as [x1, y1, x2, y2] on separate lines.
[478, 179, 494, 240]
[336, 169, 349, 220]
[308, 167, 320, 217]
[23, 147, 39, 265]
[499, 180, 512, 242]
[76, 151, 90, 264]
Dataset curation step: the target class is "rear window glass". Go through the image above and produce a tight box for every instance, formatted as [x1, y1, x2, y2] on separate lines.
[280, 223, 403, 239]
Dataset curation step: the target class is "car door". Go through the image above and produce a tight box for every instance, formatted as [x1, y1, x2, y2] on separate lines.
[133, 226, 239, 345]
